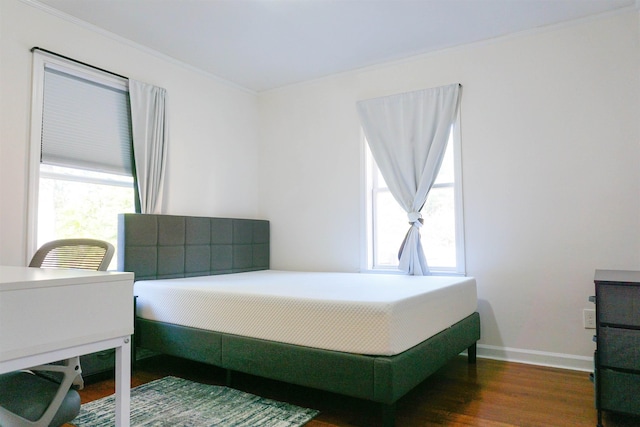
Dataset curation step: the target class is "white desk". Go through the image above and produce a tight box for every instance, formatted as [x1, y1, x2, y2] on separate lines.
[0, 266, 134, 426]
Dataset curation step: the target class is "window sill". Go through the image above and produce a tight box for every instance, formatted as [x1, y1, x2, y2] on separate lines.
[359, 268, 466, 277]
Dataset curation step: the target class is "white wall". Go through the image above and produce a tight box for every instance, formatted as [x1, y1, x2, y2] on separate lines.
[0, 0, 260, 265]
[258, 10, 640, 369]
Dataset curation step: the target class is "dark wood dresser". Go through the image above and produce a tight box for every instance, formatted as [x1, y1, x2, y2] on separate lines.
[593, 269, 640, 426]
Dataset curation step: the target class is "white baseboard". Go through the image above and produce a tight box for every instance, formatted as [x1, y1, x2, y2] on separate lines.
[471, 344, 594, 372]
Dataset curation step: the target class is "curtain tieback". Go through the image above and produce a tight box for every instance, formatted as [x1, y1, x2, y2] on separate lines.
[407, 212, 424, 228]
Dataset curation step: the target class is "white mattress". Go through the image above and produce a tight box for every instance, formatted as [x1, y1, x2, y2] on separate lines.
[134, 270, 477, 356]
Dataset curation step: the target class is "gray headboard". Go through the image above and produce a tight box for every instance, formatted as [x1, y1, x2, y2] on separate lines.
[117, 213, 269, 280]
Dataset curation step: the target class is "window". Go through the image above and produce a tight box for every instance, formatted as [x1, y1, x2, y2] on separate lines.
[28, 52, 135, 269]
[364, 123, 465, 274]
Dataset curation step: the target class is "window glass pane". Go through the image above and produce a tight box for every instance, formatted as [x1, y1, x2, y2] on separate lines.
[373, 190, 406, 266]
[421, 186, 456, 268]
[376, 168, 387, 188]
[373, 186, 456, 269]
[37, 166, 135, 270]
[434, 137, 454, 185]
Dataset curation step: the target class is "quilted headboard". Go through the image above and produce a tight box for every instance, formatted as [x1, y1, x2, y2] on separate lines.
[117, 213, 269, 280]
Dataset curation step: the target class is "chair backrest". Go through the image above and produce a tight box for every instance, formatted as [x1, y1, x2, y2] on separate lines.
[29, 238, 115, 271]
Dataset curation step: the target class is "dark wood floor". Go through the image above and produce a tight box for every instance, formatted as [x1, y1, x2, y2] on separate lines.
[71, 355, 640, 426]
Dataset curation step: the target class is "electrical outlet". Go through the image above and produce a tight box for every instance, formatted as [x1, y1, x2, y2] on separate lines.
[583, 309, 596, 329]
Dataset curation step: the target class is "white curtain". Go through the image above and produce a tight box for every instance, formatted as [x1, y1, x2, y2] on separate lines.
[356, 84, 461, 275]
[129, 80, 168, 214]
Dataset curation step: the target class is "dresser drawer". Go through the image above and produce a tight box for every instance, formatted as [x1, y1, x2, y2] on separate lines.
[599, 369, 640, 415]
[598, 284, 640, 327]
[599, 327, 640, 370]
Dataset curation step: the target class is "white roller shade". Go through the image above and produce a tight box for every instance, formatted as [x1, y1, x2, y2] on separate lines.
[41, 66, 132, 176]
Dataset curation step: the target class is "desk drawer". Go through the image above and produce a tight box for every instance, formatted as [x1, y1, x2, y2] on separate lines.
[598, 285, 640, 327]
[599, 327, 640, 370]
[600, 369, 640, 415]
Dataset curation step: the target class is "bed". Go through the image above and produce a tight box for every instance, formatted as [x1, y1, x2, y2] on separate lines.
[118, 213, 481, 427]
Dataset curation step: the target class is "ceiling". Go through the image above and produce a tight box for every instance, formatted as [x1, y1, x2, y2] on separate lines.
[33, 0, 636, 92]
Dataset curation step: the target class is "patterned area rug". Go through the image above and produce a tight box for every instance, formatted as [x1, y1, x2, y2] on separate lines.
[71, 376, 319, 427]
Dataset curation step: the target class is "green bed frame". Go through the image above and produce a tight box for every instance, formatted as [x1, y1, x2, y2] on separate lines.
[118, 213, 481, 427]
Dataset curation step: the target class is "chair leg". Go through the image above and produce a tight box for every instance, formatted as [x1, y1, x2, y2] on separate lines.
[226, 369, 233, 387]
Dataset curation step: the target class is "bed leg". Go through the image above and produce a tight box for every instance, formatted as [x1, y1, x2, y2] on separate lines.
[381, 402, 396, 427]
[467, 343, 477, 364]
[225, 369, 232, 387]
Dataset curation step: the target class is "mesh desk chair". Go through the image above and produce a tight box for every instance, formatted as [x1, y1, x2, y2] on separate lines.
[0, 239, 115, 427]
[28, 238, 114, 271]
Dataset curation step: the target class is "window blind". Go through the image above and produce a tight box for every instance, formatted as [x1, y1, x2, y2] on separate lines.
[41, 66, 133, 176]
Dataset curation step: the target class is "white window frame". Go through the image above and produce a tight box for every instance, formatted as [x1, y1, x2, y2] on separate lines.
[26, 51, 132, 263]
[361, 113, 466, 275]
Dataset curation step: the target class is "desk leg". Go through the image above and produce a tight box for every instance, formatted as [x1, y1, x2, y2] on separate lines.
[114, 337, 131, 427]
